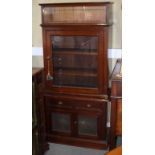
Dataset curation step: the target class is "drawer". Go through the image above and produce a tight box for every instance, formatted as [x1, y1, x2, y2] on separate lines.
[45, 95, 105, 111]
[74, 100, 103, 111]
[46, 97, 73, 109]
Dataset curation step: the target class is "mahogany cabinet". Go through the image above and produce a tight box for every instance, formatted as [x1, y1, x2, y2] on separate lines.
[32, 68, 48, 155]
[109, 59, 122, 150]
[40, 2, 112, 149]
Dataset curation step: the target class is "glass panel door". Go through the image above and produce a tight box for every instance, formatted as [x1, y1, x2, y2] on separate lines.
[78, 115, 97, 136]
[51, 36, 98, 88]
[52, 112, 71, 133]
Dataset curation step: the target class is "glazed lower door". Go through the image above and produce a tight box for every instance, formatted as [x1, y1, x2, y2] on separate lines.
[78, 115, 97, 136]
[48, 110, 73, 136]
[76, 112, 105, 140]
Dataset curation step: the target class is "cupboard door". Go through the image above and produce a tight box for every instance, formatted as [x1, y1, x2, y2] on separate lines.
[76, 112, 106, 140]
[78, 115, 97, 136]
[46, 109, 73, 136]
[44, 30, 107, 94]
[52, 112, 71, 133]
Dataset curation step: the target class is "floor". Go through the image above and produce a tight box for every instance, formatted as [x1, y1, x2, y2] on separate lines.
[44, 137, 122, 155]
[45, 143, 108, 155]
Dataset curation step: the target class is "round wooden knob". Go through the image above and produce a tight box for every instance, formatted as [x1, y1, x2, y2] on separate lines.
[87, 104, 91, 108]
[58, 101, 63, 105]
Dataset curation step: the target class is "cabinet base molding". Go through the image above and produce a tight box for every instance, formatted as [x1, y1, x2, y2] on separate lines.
[47, 134, 108, 149]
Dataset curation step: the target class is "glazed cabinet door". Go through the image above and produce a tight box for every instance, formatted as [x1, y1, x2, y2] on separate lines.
[46, 109, 73, 136]
[78, 115, 98, 137]
[43, 29, 107, 95]
[76, 112, 106, 140]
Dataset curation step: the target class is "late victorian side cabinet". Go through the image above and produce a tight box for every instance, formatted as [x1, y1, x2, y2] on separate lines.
[39, 2, 113, 149]
[109, 59, 122, 150]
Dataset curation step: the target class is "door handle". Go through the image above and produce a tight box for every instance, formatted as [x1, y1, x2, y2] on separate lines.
[46, 56, 53, 81]
[46, 73, 53, 80]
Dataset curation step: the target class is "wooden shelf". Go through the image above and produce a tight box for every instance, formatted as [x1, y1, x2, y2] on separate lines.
[54, 69, 97, 77]
[53, 49, 98, 56]
[53, 50, 98, 70]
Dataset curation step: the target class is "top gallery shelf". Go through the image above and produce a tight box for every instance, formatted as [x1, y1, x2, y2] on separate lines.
[40, 2, 113, 26]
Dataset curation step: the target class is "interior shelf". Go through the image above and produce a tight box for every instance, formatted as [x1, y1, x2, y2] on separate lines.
[53, 49, 98, 56]
[54, 69, 97, 77]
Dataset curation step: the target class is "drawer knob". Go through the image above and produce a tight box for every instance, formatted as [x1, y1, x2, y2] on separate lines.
[58, 58, 62, 61]
[58, 101, 63, 105]
[87, 104, 91, 108]
[74, 121, 77, 125]
[35, 131, 38, 136]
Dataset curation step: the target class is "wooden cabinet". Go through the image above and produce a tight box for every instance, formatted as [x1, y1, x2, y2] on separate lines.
[32, 68, 48, 155]
[40, 2, 112, 149]
[109, 59, 122, 150]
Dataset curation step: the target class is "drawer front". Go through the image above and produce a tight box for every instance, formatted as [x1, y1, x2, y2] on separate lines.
[46, 97, 74, 109]
[45, 95, 105, 112]
[74, 101, 103, 111]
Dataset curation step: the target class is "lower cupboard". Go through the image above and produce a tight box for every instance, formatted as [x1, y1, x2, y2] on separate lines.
[44, 94, 108, 149]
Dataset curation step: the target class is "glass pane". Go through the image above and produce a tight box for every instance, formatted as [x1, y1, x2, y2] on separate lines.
[52, 113, 70, 132]
[78, 115, 97, 136]
[52, 36, 98, 88]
